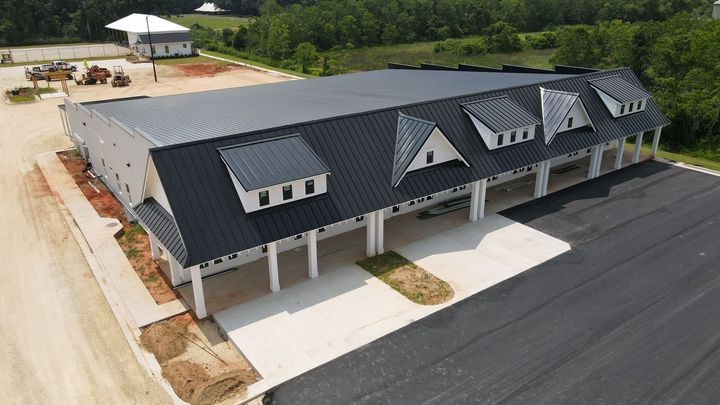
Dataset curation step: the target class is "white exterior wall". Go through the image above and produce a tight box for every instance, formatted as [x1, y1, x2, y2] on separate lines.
[557, 100, 592, 134]
[138, 41, 192, 57]
[64, 98, 154, 209]
[593, 88, 647, 118]
[467, 114, 535, 150]
[227, 171, 328, 213]
[143, 157, 174, 215]
[406, 128, 464, 172]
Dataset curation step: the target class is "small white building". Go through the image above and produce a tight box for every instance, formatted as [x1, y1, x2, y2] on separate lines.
[195, 3, 228, 14]
[106, 13, 192, 58]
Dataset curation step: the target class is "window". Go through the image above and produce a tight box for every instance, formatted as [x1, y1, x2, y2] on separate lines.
[629, 102, 634, 112]
[637, 99, 642, 110]
[305, 179, 315, 194]
[318, 227, 326, 233]
[510, 130, 517, 143]
[620, 104, 625, 114]
[228, 253, 238, 260]
[567, 117, 574, 128]
[164, 45, 169, 54]
[259, 190, 269, 206]
[497, 133, 504, 146]
[392, 205, 400, 213]
[522, 128, 529, 140]
[151, 46, 156, 54]
[294, 234, 303, 240]
[426, 150, 434, 164]
[452, 187, 458, 192]
[355, 216, 364, 222]
[409, 201, 415, 206]
[199, 263, 209, 269]
[214, 258, 223, 265]
[459, 185, 466, 190]
[183, 43, 187, 48]
[261, 245, 267, 253]
[282, 185, 293, 200]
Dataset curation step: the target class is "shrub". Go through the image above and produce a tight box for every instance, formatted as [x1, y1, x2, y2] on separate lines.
[433, 37, 487, 55]
[524, 32, 558, 49]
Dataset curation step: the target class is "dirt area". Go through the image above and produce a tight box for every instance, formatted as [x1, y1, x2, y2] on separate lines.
[358, 251, 454, 305]
[175, 63, 244, 77]
[141, 313, 259, 405]
[57, 149, 179, 304]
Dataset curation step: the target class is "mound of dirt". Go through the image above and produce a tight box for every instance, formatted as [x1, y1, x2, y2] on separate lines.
[140, 316, 191, 363]
[162, 360, 209, 403]
[175, 63, 240, 77]
[191, 369, 256, 405]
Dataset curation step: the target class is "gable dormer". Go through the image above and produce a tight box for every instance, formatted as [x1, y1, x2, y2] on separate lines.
[540, 87, 594, 144]
[462, 96, 540, 150]
[219, 134, 330, 213]
[588, 75, 651, 118]
[392, 113, 468, 187]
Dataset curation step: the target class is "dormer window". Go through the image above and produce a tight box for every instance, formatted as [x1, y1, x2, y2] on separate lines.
[620, 104, 625, 114]
[589, 75, 651, 118]
[219, 134, 330, 213]
[426, 150, 434, 164]
[462, 96, 540, 151]
[629, 102, 634, 112]
[567, 117, 573, 128]
[637, 99, 642, 109]
[540, 87, 594, 144]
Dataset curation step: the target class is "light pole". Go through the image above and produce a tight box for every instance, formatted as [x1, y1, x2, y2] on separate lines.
[146, 15, 158, 83]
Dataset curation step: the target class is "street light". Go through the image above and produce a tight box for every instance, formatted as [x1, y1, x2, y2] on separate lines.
[145, 14, 158, 83]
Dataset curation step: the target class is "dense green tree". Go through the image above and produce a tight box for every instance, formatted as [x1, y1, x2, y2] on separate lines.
[483, 22, 522, 53]
[294, 42, 318, 72]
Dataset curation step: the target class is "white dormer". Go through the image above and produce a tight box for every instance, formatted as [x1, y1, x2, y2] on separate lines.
[462, 96, 540, 150]
[588, 75, 651, 118]
[219, 135, 331, 213]
[540, 87, 595, 144]
[392, 113, 469, 187]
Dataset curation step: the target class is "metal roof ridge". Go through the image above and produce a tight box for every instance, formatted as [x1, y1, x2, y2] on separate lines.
[216, 133, 300, 151]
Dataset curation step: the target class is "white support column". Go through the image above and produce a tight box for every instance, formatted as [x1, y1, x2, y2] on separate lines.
[190, 266, 207, 319]
[534, 161, 546, 198]
[267, 241, 280, 292]
[594, 145, 604, 178]
[588, 145, 600, 179]
[477, 178, 487, 219]
[375, 210, 384, 255]
[366, 212, 376, 257]
[632, 132, 644, 164]
[307, 230, 318, 279]
[168, 256, 183, 287]
[614, 137, 626, 170]
[469, 181, 481, 221]
[149, 233, 160, 260]
[651, 127, 662, 157]
[541, 160, 551, 197]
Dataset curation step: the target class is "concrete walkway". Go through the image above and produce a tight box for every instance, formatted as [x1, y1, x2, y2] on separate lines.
[37, 151, 188, 327]
[214, 214, 569, 398]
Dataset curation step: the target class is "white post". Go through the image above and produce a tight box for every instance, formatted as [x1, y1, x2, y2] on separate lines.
[588, 146, 600, 179]
[149, 233, 160, 260]
[534, 161, 546, 198]
[366, 212, 376, 257]
[614, 137, 626, 170]
[190, 266, 207, 318]
[469, 181, 480, 221]
[375, 210, 384, 255]
[542, 160, 551, 196]
[594, 145, 603, 178]
[632, 132, 644, 164]
[267, 241, 280, 292]
[307, 230, 318, 279]
[477, 179, 487, 219]
[651, 127, 662, 157]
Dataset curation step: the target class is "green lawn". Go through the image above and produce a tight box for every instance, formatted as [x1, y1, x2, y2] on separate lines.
[643, 146, 720, 172]
[154, 55, 231, 66]
[166, 14, 249, 30]
[333, 41, 557, 72]
[200, 50, 315, 78]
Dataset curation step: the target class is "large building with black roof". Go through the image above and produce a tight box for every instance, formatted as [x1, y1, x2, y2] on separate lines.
[59, 65, 669, 318]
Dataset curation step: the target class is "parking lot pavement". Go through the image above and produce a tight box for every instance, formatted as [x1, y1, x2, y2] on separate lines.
[267, 160, 720, 405]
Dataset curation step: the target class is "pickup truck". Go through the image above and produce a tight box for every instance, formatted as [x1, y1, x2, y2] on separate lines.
[25, 65, 74, 81]
[51, 60, 78, 71]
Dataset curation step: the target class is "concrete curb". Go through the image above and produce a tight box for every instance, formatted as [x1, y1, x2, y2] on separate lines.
[36, 150, 186, 405]
[198, 51, 304, 80]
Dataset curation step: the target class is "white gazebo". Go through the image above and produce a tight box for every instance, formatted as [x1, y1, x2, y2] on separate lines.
[194, 3, 228, 14]
[106, 14, 192, 58]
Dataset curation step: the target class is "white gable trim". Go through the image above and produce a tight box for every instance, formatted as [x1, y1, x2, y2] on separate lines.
[393, 127, 469, 188]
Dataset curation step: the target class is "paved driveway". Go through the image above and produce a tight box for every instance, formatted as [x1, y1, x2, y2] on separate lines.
[267, 160, 720, 405]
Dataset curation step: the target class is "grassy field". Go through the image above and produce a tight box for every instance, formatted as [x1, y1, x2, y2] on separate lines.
[154, 55, 231, 66]
[644, 146, 720, 172]
[166, 14, 249, 30]
[334, 41, 557, 72]
[200, 50, 315, 78]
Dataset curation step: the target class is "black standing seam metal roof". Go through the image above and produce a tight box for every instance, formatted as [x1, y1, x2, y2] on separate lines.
[588, 75, 652, 103]
[541, 88, 580, 143]
[462, 96, 540, 133]
[137, 32, 192, 43]
[138, 67, 669, 268]
[134, 198, 188, 264]
[392, 114, 438, 187]
[218, 134, 330, 191]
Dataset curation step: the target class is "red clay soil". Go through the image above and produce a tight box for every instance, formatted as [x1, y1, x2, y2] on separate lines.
[57, 150, 179, 304]
[175, 63, 242, 77]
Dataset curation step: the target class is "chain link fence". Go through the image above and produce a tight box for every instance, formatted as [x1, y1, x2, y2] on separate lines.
[1, 43, 132, 64]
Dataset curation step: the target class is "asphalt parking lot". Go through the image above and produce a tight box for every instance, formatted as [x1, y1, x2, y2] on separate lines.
[266, 160, 720, 405]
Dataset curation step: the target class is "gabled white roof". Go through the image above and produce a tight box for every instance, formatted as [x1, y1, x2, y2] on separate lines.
[105, 14, 190, 34]
[195, 3, 227, 12]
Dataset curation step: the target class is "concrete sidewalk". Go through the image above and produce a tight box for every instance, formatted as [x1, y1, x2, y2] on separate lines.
[214, 214, 570, 399]
[37, 151, 188, 327]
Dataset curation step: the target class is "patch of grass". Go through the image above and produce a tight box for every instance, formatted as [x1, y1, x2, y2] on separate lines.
[36, 86, 57, 94]
[166, 14, 249, 30]
[200, 50, 315, 78]
[154, 55, 232, 66]
[6, 94, 35, 102]
[126, 246, 140, 259]
[333, 41, 556, 72]
[644, 146, 720, 172]
[358, 251, 454, 305]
